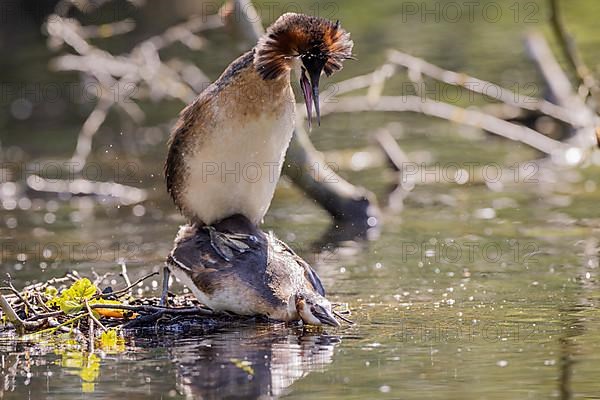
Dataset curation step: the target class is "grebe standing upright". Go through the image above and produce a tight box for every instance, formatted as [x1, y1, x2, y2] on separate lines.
[162, 13, 353, 325]
[165, 13, 353, 256]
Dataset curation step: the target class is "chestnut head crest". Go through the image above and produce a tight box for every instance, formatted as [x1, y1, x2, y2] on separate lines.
[255, 13, 354, 127]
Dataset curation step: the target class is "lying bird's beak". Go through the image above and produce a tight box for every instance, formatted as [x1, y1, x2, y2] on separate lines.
[312, 304, 341, 327]
[300, 66, 321, 130]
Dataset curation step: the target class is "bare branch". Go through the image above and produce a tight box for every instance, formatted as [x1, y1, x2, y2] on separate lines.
[387, 49, 578, 126]
[525, 32, 599, 149]
[120, 262, 132, 289]
[321, 96, 568, 155]
[26, 175, 147, 205]
[373, 129, 411, 172]
[549, 0, 599, 103]
[99, 271, 159, 299]
[525, 32, 580, 109]
[1, 275, 38, 316]
[0, 294, 44, 334]
[85, 300, 108, 332]
[69, 97, 113, 170]
[89, 303, 213, 316]
[335, 64, 397, 96]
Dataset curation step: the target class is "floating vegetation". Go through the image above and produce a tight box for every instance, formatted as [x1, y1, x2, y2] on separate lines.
[0, 268, 303, 394]
[0, 268, 221, 348]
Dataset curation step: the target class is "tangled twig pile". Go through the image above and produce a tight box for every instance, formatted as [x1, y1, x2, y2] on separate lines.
[0, 270, 221, 350]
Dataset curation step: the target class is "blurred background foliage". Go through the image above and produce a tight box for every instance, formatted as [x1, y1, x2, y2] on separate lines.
[2, 0, 600, 158]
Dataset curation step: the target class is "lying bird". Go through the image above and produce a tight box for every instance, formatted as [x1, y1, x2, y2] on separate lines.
[162, 13, 353, 326]
[166, 215, 341, 327]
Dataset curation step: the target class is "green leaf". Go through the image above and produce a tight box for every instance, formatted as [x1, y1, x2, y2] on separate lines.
[46, 296, 61, 308]
[46, 278, 100, 314]
[60, 300, 83, 315]
[44, 286, 58, 297]
[63, 278, 97, 301]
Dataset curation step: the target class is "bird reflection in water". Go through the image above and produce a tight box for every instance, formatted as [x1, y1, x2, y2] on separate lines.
[170, 323, 340, 399]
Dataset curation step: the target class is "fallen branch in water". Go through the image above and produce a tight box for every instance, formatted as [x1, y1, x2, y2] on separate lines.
[524, 31, 599, 149]
[322, 96, 569, 156]
[26, 174, 147, 205]
[549, 0, 600, 109]
[386, 49, 578, 126]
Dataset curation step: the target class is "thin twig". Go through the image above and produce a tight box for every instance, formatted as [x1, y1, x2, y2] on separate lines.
[0, 294, 44, 334]
[22, 276, 74, 292]
[89, 303, 213, 316]
[34, 293, 52, 313]
[26, 175, 147, 205]
[93, 271, 113, 288]
[69, 97, 113, 170]
[26, 311, 63, 322]
[525, 32, 581, 110]
[85, 300, 108, 332]
[373, 129, 411, 172]
[120, 263, 132, 292]
[525, 32, 598, 149]
[335, 64, 397, 96]
[1, 276, 38, 317]
[45, 318, 76, 335]
[100, 271, 159, 299]
[70, 271, 82, 280]
[34, 314, 87, 336]
[333, 310, 354, 325]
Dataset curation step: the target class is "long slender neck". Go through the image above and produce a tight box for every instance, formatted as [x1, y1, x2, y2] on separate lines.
[243, 57, 294, 111]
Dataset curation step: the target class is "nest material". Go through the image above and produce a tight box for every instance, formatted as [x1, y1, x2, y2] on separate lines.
[0, 270, 250, 345]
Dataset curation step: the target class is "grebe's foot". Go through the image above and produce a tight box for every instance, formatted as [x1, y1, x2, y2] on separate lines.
[203, 226, 257, 261]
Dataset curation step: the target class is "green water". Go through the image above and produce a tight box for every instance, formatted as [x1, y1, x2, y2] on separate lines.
[2, 0, 600, 398]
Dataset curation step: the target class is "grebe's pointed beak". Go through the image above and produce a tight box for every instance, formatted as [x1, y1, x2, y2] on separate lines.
[300, 66, 322, 130]
[312, 304, 341, 327]
[300, 67, 313, 129]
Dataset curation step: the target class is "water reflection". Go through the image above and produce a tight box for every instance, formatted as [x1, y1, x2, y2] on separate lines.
[0, 323, 339, 399]
[556, 238, 598, 400]
[314, 219, 379, 248]
[169, 324, 339, 399]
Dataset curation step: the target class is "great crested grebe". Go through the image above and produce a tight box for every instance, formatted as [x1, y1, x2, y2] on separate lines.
[165, 12, 353, 259]
[162, 13, 353, 326]
[166, 215, 341, 327]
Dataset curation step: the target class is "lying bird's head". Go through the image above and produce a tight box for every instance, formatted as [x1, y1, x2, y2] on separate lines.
[255, 13, 354, 128]
[295, 292, 341, 327]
